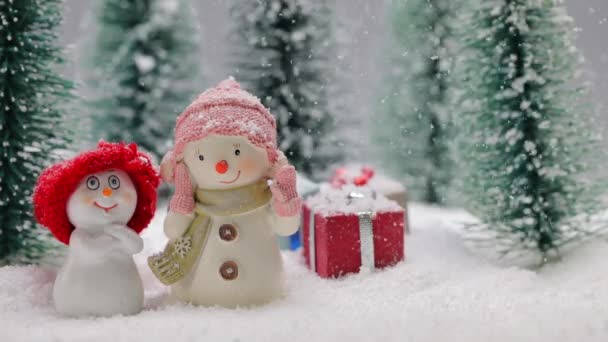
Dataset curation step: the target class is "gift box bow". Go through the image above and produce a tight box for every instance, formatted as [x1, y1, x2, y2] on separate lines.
[330, 166, 375, 188]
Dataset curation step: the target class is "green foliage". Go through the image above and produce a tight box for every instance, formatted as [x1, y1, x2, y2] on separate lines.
[230, 0, 341, 179]
[457, 0, 603, 263]
[85, 0, 201, 161]
[0, 0, 73, 264]
[374, 0, 456, 205]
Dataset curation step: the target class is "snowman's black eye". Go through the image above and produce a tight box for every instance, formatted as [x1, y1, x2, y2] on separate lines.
[86, 176, 100, 190]
[108, 175, 120, 190]
[198, 154, 204, 161]
[234, 149, 240, 156]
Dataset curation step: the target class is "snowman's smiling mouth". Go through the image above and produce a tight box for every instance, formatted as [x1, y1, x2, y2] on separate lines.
[94, 202, 118, 213]
[220, 170, 241, 184]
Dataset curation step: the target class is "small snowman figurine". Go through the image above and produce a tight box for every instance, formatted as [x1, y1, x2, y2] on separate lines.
[34, 142, 160, 317]
[148, 78, 301, 307]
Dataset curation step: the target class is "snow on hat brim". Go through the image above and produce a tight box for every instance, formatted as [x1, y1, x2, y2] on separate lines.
[33, 141, 161, 244]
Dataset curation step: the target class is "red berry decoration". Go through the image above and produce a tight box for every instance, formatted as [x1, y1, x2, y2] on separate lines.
[361, 166, 375, 178]
[353, 175, 369, 186]
[335, 167, 348, 176]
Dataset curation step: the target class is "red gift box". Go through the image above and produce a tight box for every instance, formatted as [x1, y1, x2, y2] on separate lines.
[302, 186, 406, 278]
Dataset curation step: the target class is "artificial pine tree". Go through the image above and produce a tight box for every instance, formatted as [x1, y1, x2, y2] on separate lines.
[85, 0, 201, 161]
[230, 0, 340, 179]
[457, 0, 604, 264]
[374, 0, 455, 205]
[0, 0, 73, 264]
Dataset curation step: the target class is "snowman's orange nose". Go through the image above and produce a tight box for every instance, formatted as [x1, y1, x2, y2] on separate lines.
[215, 160, 229, 174]
[102, 187, 113, 197]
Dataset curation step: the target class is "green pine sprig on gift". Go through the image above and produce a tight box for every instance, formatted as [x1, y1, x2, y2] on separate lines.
[456, 0, 606, 265]
[0, 0, 74, 264]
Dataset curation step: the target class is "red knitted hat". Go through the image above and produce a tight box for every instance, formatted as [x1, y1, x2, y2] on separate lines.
[33, 141, 161, 244]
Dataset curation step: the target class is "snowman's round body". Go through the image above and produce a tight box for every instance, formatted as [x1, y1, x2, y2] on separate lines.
[54, 228, 144, 316]
[165, 135, 300, 307]
[53, 170, 145, 317]
[172, 203, 285, 307]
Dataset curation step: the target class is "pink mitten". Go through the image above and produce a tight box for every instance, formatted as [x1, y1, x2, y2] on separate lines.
[270, 165, 301, 217]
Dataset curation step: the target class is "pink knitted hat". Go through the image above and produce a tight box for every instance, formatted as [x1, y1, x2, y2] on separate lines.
[163, 78, 279, 214]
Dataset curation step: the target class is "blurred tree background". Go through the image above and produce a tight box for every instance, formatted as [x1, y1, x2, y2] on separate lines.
[0, 0, 605, 265]
[82, 0, 202, 162]
[60, 0, 608, 161]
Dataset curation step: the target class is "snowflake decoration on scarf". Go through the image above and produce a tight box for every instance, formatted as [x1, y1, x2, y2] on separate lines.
[173, 236, 192, 258]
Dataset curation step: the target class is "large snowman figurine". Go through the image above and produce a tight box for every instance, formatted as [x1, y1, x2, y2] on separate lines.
[149, 78, 301, 307]
[34, 142, 160, 316]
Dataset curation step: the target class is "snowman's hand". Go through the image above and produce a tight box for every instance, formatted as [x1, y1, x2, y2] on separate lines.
[164, 211, 194, 240]
[269, 211, 300, 236]
[267, 150, 288, 179]
[270, 165, 301, 217]
[70, 229, 117, 256]
[105, 225, 143, 254]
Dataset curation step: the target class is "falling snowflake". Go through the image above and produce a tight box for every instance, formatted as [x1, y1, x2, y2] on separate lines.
[173, 236, 192, 258]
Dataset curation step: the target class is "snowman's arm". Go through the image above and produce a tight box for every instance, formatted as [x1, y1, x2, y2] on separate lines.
[267, 206, 300, 236]
[69, 229, 120, 256]
[164, 211, 194, 239]
[104, 225, 144, 255]
[267, 164, 301, 236]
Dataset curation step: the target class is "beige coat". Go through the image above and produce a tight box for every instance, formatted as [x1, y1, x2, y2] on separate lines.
[171, 201, 296, 307]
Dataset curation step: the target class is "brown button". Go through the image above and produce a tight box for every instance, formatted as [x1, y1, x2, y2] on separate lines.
[219, 224, 237, 241]
[219, 261, 239, 280]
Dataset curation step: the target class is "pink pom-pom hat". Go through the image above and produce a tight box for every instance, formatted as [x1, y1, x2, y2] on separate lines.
[162, 78, 280, 215]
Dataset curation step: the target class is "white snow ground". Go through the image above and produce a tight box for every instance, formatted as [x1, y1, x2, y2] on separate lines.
[1, 204, 607, 342]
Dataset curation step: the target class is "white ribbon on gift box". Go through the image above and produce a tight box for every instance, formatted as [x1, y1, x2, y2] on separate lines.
[357, 211, 375, 270]
[307, 191, 376, 272]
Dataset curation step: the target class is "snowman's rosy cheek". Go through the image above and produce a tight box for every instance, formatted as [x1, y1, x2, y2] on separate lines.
[238, 157, 258, 175]
[81, 194, 95, 204]
[121, 192, 135, 202]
